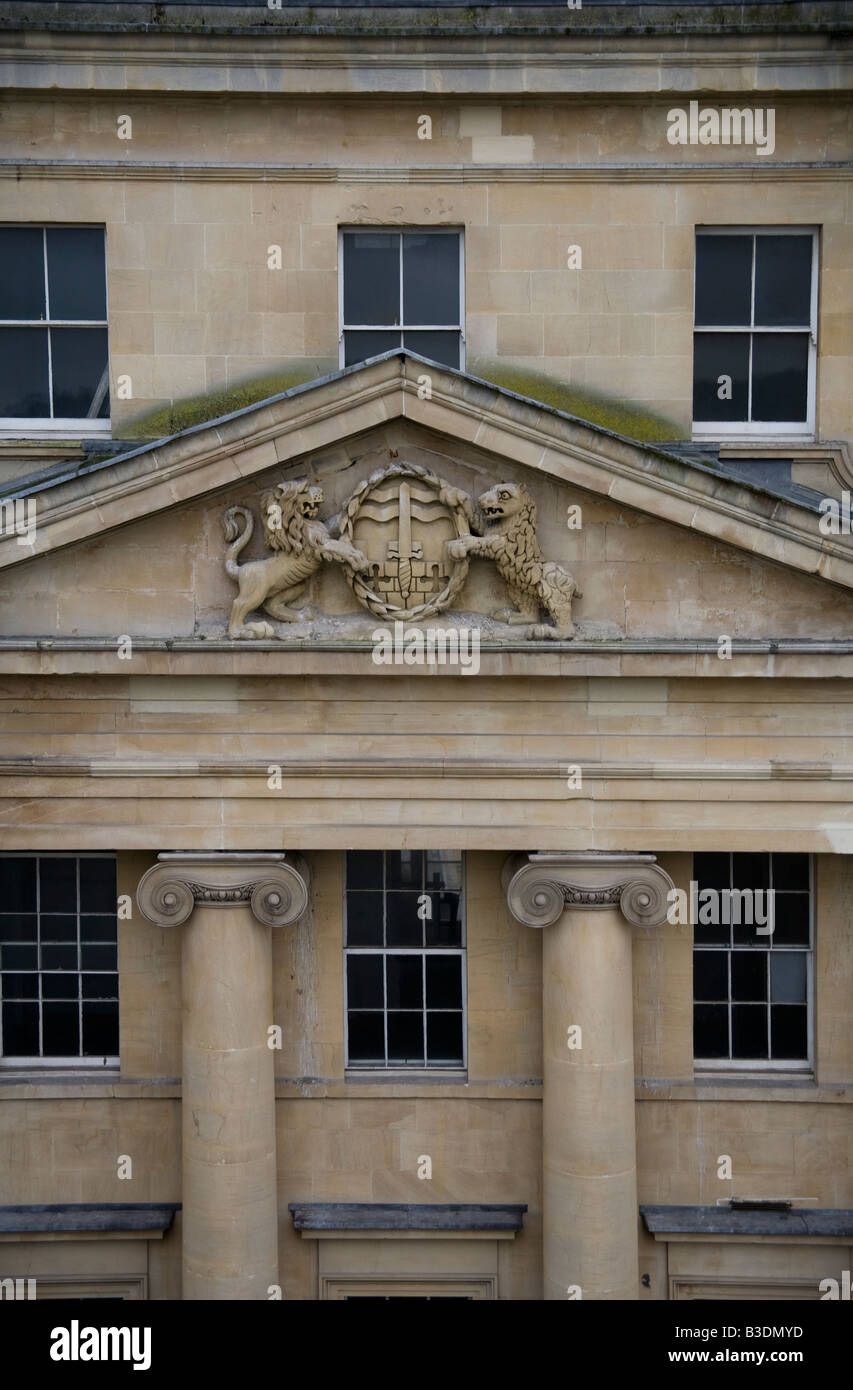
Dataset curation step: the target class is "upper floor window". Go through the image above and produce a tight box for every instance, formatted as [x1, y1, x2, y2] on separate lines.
[692, 228, 817, 440]
[693, 852, 812, 1072]
[344, 850, 465, 1070]
[0, 226, 110, 438]
[340, 229, 463, 371]
[0, 854, 118, 1066]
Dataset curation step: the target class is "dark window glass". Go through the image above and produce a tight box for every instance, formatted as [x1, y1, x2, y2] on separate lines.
[343, 331, 401, 366]
[732, 1004, 768, 1059]
[80, 914, 117, 943]
[694, 1004, 728, 1057]
[346, 955, 383, 1010]
[387, 1011, 424, 1064]
[42, 973, 78, 1000]
[346, 851, 383, 891]
[427, 1011, 463, 1064]
[694, 853, 730, 891]
[751, 333, 809, 422]
[1, 944, 37, 970]
[731, 952, 766, 1002]
[403, 331, 459, 369]
[771, 894, 810, 946]
[2, 1001, 39, 1054]
[343, 233, 399, 326]
[51, 328, 110, 419]
[386, 893, 423, 946]
[347, 1012, 385, 1063]
[693, 951, 727, 1002]
[81, 944, 117, 972]
[402, 233, 459, 326]
[39, 858, 77, 913]
[82, 1002, 119, 1056]
[79, 858, 116, 914]
[386, 954, 422, 1009]
[770, 1005, 807, 1060]
[386, 851, 422, 889]
[772, 853, 809, 892]
[40, 915, 77, 943]
[694, 235, 752, 326]
[0, 328, 50, 416]
[82, 973, 117, 1000]
[346, 891, 383, 946]
[425, 892, 462, 946]
[46, 228, 107, 320]
[732, 853, 770, 891]
[41, 945, 78, 971]
[754, 235, 812, 326]
[0, 228, 46, 319]
[770, 952, 806, 1004]
[0, 915, 37, 943]
[692, 332, 749, 422]
[0, 859, 37, 913]
[426, 955, 462, 1009]
[4, 973, 38, 999]
[425, 852, 462, 892]
[42, 1001, 79, 1054]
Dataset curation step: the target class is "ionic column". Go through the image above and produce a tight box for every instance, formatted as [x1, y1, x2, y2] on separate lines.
[504, 851, 674, 1302]
[137, 852, 308, 1301]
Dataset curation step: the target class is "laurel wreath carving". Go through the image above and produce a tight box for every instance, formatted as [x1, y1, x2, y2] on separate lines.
[339, 461, 471, 622]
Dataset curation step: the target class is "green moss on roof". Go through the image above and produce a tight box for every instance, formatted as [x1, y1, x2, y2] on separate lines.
[115, 364, 332, 439]
[469, 359, 687, 443]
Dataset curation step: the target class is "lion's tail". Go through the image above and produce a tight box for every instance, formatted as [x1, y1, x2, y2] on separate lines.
[223, 506, 253, 578]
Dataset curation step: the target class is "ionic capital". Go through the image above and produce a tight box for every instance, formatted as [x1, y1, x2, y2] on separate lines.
[503, 851, 674, 930]
[137, 852, 309, 928]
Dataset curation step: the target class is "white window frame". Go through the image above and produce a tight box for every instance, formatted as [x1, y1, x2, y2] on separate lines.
[693, 852, 814, 1075]
[0, 851, 119, 1070]
[338, 226, 465, 371]
[692, 226, 818, 442]
[0, 224, 111, 440]
[343, 851, 467, 1074]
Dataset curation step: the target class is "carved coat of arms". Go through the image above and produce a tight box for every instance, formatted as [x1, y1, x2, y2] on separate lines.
[338, 462, 472, 622]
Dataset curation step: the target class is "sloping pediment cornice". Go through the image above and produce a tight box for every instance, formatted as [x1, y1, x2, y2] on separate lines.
[1, 351, 850, 590]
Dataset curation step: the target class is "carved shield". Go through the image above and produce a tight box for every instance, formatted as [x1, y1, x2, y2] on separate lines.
[340, 462, 471, 621]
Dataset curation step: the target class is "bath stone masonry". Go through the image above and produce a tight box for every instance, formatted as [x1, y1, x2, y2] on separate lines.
[137, 852, 309, 1301]
[505, 852, 675, 1301]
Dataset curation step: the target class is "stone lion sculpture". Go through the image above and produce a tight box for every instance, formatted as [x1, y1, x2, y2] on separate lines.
[223, 480, 368, 639]
[444, 481, 582, 639]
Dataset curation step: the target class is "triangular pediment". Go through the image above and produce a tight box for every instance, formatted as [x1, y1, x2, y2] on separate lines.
[1, 352, 852, 644]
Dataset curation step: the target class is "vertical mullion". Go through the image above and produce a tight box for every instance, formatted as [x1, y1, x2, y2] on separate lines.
[398, 231, 404, 334]
[727, 853, 733, 1060]
[422, 954, 428, 1067]
[747, 235, 756, 423]
[382, 853, 388, 1068]
[36, 855, 43, 1058]
[43, 230, 54, 419]
[77, 857, 82, 1058]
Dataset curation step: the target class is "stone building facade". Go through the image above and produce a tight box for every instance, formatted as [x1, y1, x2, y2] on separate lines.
[0, 0, 851, 1300]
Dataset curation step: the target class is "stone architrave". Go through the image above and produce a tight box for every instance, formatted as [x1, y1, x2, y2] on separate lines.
[338, 461, 473, 621]
[137, 852, 309, 1300]
[504, 851, 675, 1301]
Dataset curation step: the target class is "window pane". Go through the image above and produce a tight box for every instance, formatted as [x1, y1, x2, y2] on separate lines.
[42, 972, 78, 1000]
[425, 892, 462, 946]
[692, 332, 749, 422]
[694, 1003, 728, 1057]
[694, 235, 753, 326]
[46, 228, 107, 320]
[426, 955, 462, 1009]
[80, 914, 117, 943]
[0, 327, 49, 416]
[732, 853, 769, 891]
[386, 894, 423, 946]
[403, 332, 459, 369]
[346, 851, 383, 891]
[731, 1004, 768, 1059]
[387, 1011, 424, 1064]
[347, 1011, 385, 1063]
[2, 1001, 39, 1054]
[40, 915, 77, 942]
[386, 851, 422, 888]
[79, 858, 116, 914]
[772, 854, 809, 892]
[82, 1001, 118, 1056]
[0, 915, 37, 943]
[754, 235, 812, 326]
[425, 852, 462, 892]
[751, 332, 809, 422]
[51, 327, 110, 419]
[731, 951, 767, 1002]
[694, 853, 730, 891]
[346, 954, 384, 1009]
[0, 227, 45, 319]
[346, 891, 383, 946]
[1, 944, 37, 969]
[343, 331, 401, 366]
[81, 944, 117, 971]
[770, 952, 806, 1004]
[343, 232, 399, 326]
[0, 859, 37, 913]
[770, 1005, 807, 1060]
[3, 973, 38, 999]
[40, 858, 77, 913]
[427, 1011, 463, 1064]
[771, 894, 810, 946]
[386, 954, 422, 1009]
[42, 1000, 79, 1054]
[41, 945, 78, 971]
[402, 233, 459, 326]
[82, 973, 118, 1000]
[693, 951, 727, 1001]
